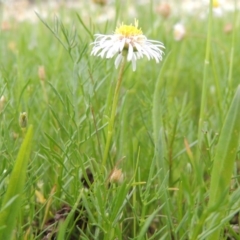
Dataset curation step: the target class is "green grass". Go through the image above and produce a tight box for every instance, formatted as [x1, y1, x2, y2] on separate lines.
[0, 1, 240, 239]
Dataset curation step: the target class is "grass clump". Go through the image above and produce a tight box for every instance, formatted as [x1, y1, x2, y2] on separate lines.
[0, 0, 240, 239]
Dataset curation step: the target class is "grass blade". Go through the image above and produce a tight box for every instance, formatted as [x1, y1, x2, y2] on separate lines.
[152, 53, 170, 145]
[206, 86, 240, 239]
[57, 190, 83, 240]
[0, 126, 33, 240]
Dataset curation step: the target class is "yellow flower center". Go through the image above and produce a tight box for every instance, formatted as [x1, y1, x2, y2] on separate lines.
[115, 19, 142, 37]
[213, 0, 219, 8]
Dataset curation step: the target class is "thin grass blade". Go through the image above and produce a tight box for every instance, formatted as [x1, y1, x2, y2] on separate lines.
[0, 125, 33, 240]
[206, 86, 240, 239]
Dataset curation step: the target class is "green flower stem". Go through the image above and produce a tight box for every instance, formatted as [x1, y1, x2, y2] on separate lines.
[102, 57, 126, 167]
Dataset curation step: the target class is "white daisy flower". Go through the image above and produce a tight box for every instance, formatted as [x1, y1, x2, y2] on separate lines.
[91, 19, 165, 71]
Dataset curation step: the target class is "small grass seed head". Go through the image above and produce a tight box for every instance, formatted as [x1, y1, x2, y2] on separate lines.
[38, 66, 46, 81]
[0, 96, 6, 112]
[156, 2, 171, 19]
[92, 0, 107, 6]
[224, 23, 233, 34]
[108, 167, 124, 184]
[173, 23, 186, 41]
[19, 112, 28, 129]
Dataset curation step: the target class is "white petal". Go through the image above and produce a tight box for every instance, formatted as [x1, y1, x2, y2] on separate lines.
[133, 43, 143, 58]
[127, 44, 134, 62]
[119, 39, 126, 52]
[114, 54, 123, 69]
[106, 45, 118, 58]
[131, 53, 137, 71]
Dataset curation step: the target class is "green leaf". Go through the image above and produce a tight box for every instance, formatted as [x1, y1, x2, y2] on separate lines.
[206, 86, 240, 239]
[0, 126, 33, 240]
[136, 206, 162, 240]
[57, 190, 83, 240]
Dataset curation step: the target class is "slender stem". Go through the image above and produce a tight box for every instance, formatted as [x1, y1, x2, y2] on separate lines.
[102, 57, 126, 166]
[194, 1, 213, 237]
[197, 0, 213, 150]
[227, 0, 237, 92]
